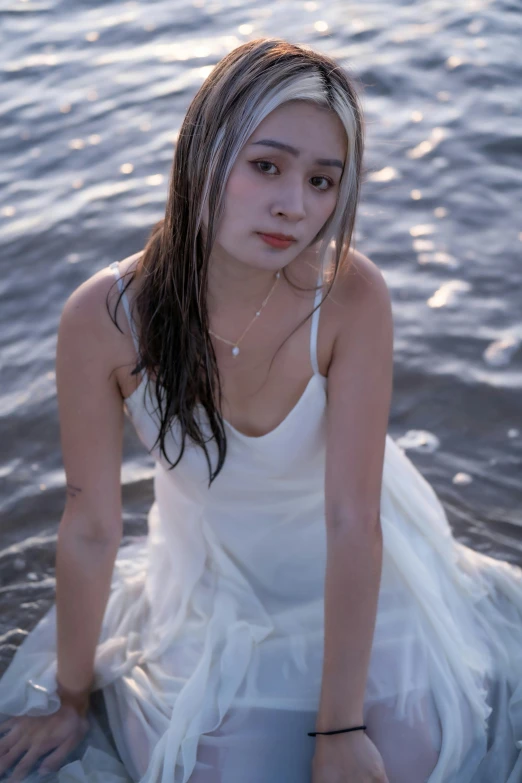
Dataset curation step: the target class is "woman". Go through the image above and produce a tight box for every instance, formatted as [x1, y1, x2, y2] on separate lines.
[0, 37, 521, 783]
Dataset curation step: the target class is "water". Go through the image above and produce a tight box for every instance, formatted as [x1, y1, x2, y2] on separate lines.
[0, 0, 521, 675]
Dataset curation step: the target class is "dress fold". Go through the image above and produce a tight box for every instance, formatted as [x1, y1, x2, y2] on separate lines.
[1, 366, 522, 781]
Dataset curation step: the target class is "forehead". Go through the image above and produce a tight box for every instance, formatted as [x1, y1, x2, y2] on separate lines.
[247, 101, 347, 158]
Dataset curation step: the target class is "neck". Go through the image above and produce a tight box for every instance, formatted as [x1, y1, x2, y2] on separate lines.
[205, 243, 322, 315]
[206, 257, 281, 318]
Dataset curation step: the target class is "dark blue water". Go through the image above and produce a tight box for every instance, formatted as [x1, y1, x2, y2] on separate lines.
[1, 0, 521, 673]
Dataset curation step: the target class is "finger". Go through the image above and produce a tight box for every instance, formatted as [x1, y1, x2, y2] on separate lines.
[0, 717, 17, 735]
[0, 736, 28, 779]
[8, 738, 47, 783]
[0, 718, 21, 743]
[38, 734, 79, 776]
[0, 722, 21, 754]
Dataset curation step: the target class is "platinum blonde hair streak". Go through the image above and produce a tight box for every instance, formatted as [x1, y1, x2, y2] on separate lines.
[123, 39, 365, 483]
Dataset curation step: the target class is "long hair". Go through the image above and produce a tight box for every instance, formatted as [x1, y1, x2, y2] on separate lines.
[109, 38, 365, 486]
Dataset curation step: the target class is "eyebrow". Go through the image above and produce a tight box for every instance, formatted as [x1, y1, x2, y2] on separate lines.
[251, 138, 344, 169]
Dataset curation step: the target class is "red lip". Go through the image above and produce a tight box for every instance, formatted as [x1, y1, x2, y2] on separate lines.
[258, 232, 297, 241]
[257, 232, 297, 249]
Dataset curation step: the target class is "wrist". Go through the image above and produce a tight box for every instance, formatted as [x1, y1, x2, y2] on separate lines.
[312, 722, 366, 736]
[317, 688, 365, 727]
[56, 676, 92, 717]
[315, 709, 365, 732]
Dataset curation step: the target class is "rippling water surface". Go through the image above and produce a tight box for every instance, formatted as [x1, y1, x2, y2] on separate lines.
[1, 0, 521, 673]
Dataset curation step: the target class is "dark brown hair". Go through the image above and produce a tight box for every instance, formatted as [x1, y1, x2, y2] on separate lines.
[109, 38, 365, 485]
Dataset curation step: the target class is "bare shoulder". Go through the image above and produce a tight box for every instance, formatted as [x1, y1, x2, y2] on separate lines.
[61, 251, 141, 334]
[59, 252, 143, 395]
[327, 248, 392, 331]
[349, 248, 390, 294]
[318, 247, 393, 379]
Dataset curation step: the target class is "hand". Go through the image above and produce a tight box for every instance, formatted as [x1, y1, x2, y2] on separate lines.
[0, 705, 89, 782]
[311, 730, 389, 783]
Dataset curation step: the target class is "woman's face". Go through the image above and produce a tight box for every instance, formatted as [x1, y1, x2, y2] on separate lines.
[211, 100, 347, 272]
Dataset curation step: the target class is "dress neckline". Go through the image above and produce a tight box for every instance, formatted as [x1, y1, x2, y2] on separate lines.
[124, 370, 327, 442]
[220, 371, 327, 441]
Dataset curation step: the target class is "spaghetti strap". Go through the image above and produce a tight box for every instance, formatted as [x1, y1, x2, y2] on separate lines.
[109, 261, 141, 357]
[309, 263, 324, 376]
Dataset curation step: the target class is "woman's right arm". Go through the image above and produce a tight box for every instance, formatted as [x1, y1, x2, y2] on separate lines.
[0, 270, 129, 781]
[54, 272, 126, 708]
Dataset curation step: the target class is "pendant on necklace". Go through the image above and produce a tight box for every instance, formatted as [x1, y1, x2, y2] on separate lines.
[232, 346, 240, 357]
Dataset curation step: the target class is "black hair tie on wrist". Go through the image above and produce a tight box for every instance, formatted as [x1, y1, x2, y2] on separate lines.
[308, 724, 367, 737]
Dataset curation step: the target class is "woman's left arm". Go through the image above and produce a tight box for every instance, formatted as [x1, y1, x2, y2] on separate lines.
[316, 250, 394, 733]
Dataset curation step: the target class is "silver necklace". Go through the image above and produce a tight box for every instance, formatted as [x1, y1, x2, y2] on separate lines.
[209, 270, 281, 357]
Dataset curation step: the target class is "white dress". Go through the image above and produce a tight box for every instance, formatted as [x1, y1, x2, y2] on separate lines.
[1, 261, 522, 783]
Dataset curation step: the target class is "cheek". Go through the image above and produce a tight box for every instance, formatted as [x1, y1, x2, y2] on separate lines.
[225, 168, 259, 206]
[220, 170, 262, 231]
[313, 192, 338, 226]
[214, 172, 256, 243]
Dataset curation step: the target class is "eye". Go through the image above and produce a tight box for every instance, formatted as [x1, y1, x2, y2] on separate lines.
[251, 161, 335, 191]
[310, 175, 334, 192]
[252, 160, 279, 175]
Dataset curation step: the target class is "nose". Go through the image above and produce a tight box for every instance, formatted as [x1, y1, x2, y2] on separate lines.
[270, 176, 306, 222]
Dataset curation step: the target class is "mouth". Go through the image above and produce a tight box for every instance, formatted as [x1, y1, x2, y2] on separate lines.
[257, 232, 297, 249]
[258, 231, 297, 241]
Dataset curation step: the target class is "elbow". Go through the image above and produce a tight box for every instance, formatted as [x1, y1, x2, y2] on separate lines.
[58, 510, 123, 548]
[325, 513, 384, 565]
